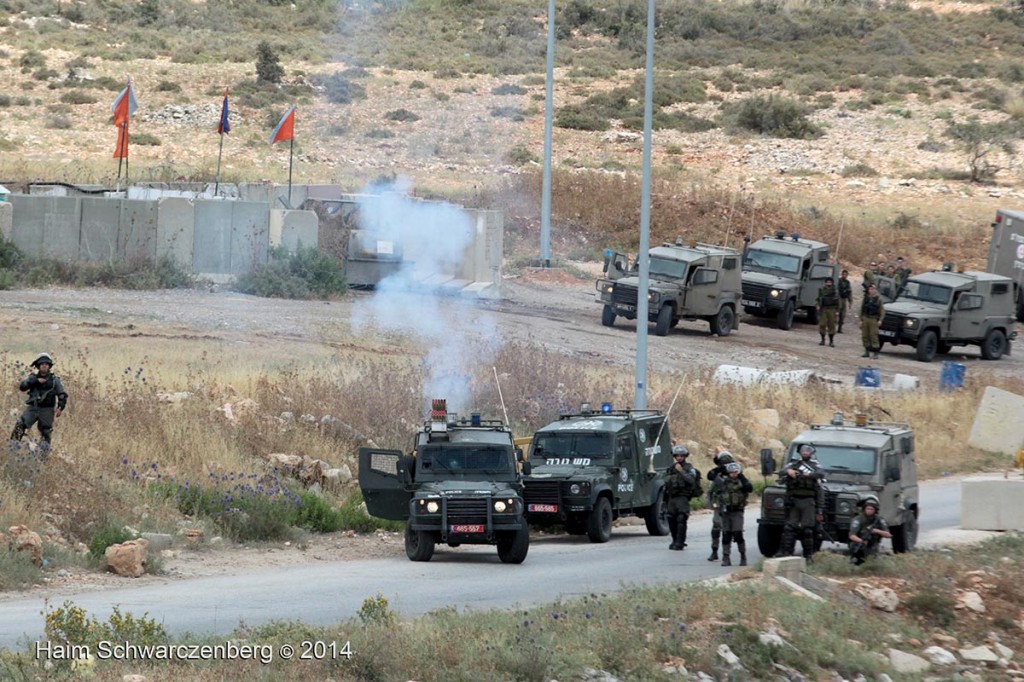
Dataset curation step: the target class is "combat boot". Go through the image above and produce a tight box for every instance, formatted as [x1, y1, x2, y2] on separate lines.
[10, 421, 26, 441]
[861, 350, 870, 358]
[708, 530, 720, 561]
[829, 335, 835, 347]
[721, 541, 732, 566]
[837, 323, 844, 334]
[670, 523, 687, 551]
[872, 349, 880, 359]
[738, 541, 747, 566]
[818, 334, 825, 346]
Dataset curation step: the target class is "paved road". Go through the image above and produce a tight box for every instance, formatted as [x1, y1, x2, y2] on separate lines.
[0, 477, 965, 651]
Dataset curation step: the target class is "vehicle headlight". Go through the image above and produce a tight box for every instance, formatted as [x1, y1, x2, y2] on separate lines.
[570, 484, 581, 495]
[771, 496, 785, 509]
[494, 500, 507, 512]
[648, 291, 659, 302]
[425, 500, 439, 513]
[838, 500, 852, 514]
[770, 289, 781, 298]
[568, 482, 589, 496]
[904, 318, 919, 329]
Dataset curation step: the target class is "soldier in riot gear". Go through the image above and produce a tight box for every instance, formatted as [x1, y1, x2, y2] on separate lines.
[816, 277, 839, 347]
[712, 461, 753, 566]
[665, 445, 701, 551]
[848, 494, 892, 565]
[705, 451, 734, 561]
[837, 269, 853, 334]
[778, 444, 824, 561]
[10, 353, 68, 449]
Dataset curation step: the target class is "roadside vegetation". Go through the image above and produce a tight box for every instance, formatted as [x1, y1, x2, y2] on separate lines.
[3, 533, 1021, 679]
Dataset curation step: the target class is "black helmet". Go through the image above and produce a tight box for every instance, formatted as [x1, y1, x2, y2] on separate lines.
[714, 451, 735, 466]
[858, 494, 880, 510]
[672, 445, 689, 457]
[725, 462, 742, 474]
[31, 353, 54, 368]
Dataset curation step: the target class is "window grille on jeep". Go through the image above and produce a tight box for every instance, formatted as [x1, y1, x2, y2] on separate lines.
[992, 282, 1009, 295]
[446, 498, 489, 525]
[611, 283, 639, 306]
[523, 481, 560, 505]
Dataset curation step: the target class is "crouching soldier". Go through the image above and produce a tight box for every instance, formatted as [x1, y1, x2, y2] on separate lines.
[713, 462, 753, 566]
[10, 353, 68, 450]
[848, 495, 892, 565]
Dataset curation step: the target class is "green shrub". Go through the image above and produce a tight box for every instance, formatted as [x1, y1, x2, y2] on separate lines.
[45, 115, 72, 129]
[132, 133, 162, 146]
[18, 49, 45, 69]
[0, 95, 10, 107]
[289, 490, 345, 533]
[88, 525, 137, 560]
[59, 90, 98, 105]
[357, 594, 397, 626]
[45, 601, 167, 649]
[315, 71, 367, 104]
[409, 79, 427, 89]
[365, 128, 395, 139]
[233, 245, 346, 300]
[506, 145, 538, 166]
[490, 105, 524, 120]
[555, 104, 609, 131]
[725, 94, 821, 139]
[256, 41, 283, 84]
[384, 108, 420, 122]
[841, 163, 879, 178]
[155, 80, 181, 92]
[32, 68, 58, 81]
[492, 83, 526, 96]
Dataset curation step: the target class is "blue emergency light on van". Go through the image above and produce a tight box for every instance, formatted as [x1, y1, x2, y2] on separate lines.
[855, 367, 881, 388]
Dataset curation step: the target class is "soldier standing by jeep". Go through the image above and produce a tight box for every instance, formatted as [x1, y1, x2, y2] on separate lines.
[837, 269, 852, 333]
[713, 462, 753, 566]
[860, 285, 885, 359]
[816, 277, 839, 347]
[848, 495, 892, 565]
[705, 451, 734, 561]
[665, 445, 701, 551]
[10, 353, 68, 449]
[779, 444, 824, 561]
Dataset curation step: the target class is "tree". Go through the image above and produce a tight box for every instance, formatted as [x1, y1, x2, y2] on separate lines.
[945, 119, 1017, 182]
[256, 42, 284, 85]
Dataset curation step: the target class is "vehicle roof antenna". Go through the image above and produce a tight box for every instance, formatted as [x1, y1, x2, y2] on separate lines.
[493, 366, 510, 427]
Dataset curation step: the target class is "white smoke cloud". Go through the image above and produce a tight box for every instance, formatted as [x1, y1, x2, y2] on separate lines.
[350, 180, 500, 416]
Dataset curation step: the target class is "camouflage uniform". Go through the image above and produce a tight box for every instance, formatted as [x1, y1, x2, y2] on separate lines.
[861, 291, 886, 359]
[837, 274, 852, 333]
[664, 450, 701, 551]
[848, 511, 890, 565]
[705, 454, 733, 561]
[10, 353, 68, 448]
[816, 280, 839, 346]
[778, 453, 824, 560]
[712, 465, 753, 566]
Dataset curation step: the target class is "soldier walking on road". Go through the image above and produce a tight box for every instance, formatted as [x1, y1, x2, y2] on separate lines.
[837, 269, 852, 334]
[778, 445, 824, 562]
[705, 451, 734, 561]
[10, 353, 68, 450]
[848, 495, 892, 565]
[860, 285, 885, 359]
[816, 277, 839, 347]
[712, 462, 753, 566]
[665, 445, 701, 551]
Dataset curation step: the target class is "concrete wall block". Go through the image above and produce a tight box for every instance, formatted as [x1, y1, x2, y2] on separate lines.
[11, 196, 76, 258]
[962, 476, 1024, 530]
[968, 386, 1024, 455]
[80, 197, 121, 262]
[193, 201, 234, 274]
[156, 197, 195, 267]
[121, 199, 158, 261]
[0, 202, 13, 242]
[229, 201, 270, 274]
[270, 209, 318, 251]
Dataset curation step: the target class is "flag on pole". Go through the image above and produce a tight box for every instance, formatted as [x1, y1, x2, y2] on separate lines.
[217, 88, 231, 135]
[269, 105, 296, 145]
[111, 80, 138, 127]
[113, 124, 129, 159]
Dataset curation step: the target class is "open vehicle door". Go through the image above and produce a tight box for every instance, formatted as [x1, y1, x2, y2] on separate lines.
[603, 249, 632, 281]
[358, 448, 413, 521]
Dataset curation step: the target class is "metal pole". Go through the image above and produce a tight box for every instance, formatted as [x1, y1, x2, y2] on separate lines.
[287, 135, 294, 205]
[539, 0, 555, 266]
[634, 0, 656, 411]
[214, 132, 225, 197]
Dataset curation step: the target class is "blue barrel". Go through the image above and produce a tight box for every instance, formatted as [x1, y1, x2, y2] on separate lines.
[939, 361, 966, 391]
[855, 367, 881, 388]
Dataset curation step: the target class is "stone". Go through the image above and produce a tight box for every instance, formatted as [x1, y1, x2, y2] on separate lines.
[876, 673, 894, 682]
[887, 649, 931, 674]
[7, 525, 43, 566]
[299, 456, 327, 487]
[280, 411, 294, 422]
[932, 633, 959, 647]
[749, 408, 781, 438]
[958, 591, 986, 613]
[722, 425, 740, 444]
[923, 646, 957, 666]
[323, 465, 353, 487]
[762, 556, 805, 583]
[759, 632, 787, 648]
[266, 453, 302, 471]
[994, 643, 1014, 660]
[717, 644, 741, 667]
[105, 539, 149, 578]
[122, 675, 149, 682]
[960, 645, 999, 663]
[140, 533, 172, 552]
[855, 585, 899, 612]
[156, 391, 191, 404]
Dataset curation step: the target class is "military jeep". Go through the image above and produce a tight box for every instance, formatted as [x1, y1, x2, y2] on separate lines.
[878, 269, 1018, 362]
[756, 413, 919, 557]
[358, 400, 530, 564]
[522, 404, 672, 542]
[596, 240, 742, 337]
[741, 231, 839, 330]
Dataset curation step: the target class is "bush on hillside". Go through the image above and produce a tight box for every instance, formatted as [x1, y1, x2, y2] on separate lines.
[232, 245, 346, 299]
[724, 94, 822, 139]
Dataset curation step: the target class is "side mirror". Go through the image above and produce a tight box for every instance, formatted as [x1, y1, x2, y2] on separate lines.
[521, 460, 532, 476]
[399, 454, 417, 486]
[515, 448, 525, 462]
[760, 448, 776, 476]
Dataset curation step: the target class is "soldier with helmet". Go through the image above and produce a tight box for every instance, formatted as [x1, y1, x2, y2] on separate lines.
[711, 461, 753, 566]
[778, 444, 825, 561]
[848, 494, 892, 565]
[705, 451, 735, 561]
[665, 444, 702, 551]
[10, 353, 68, 449]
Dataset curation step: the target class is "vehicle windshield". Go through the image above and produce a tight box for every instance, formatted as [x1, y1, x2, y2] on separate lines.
[786, 444, 877, 475]
[532, 433, 612, 461]
[897, 281, 952, 305]
[743, 248, 801, 274]
[418, 445, 515, 478]
[648, 256, 687, 280]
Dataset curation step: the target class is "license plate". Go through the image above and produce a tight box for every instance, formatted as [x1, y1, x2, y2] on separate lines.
[528, 504, 558, 513]
[450, 524, 484, 533]
[878, 330, 895, 337]
[615, 304, 636, 313]
[741, 299, 761, 307]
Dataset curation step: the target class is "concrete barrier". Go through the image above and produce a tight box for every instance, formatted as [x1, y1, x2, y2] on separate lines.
[121, 199, 158, 261]
[0, 202, 12, 242]
[156, 197, 195, 267]
[969, 386, 1024, 455]
[193, 201, 233, 274]
[80, 196, 121, 261]
[962, 474, 1024, 530]
[270, 209, 318, 251]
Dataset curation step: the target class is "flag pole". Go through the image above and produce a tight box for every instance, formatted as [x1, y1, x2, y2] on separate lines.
[116, 125, 124, 184]
[124, 118, 130, 184]
[215, 132, 225, 197]
[287, 135, 294, 205]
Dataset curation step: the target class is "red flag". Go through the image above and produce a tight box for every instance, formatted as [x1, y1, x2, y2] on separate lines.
[113, 121, 129, 159]
[111, 80, 138, 127]
[269, 105, 296, 145]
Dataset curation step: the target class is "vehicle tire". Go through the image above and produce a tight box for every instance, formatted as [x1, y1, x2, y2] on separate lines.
[891, 510, 918, 554]
[644, 487, 670, 536]
[1017, 299, 1024, 323]
[757, 524, 783, 557]
[587, 496, 613, 543]
[937, 342, 952, 355]
[805, 306, 819, 325]
[654, 305, 672, 337]
[915, 329, 938, 362]
[601, 305, 616, 328]
[777, 299, 795, 330]
[710, 305, 735, 337]
[497, 526, 530, 564]
[981, 328, 1007, 360]
[404, 522, 435, 562]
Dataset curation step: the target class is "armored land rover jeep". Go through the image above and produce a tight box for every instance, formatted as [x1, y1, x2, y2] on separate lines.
[741, 231, 839, 330]
[522, 404, 672, 542]
[596, 239, 742, 336]
[757, 413, 919, 557]
[878, 269, 1017, 362]
[358, 399, 530, 564]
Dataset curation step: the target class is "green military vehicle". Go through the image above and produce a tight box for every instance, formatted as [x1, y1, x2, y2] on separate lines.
[596, 239, 742, 337]
[757, 413, 919, 556]
[522, 404, 672, 543]
[358, 400, 530, 563]
[741, 231, 839, 330]
[878, 269, 1018, 361]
